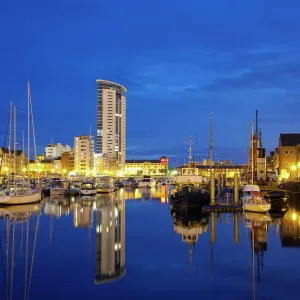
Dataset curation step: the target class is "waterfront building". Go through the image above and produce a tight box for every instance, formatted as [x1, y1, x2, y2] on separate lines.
[95, 194, 125, 284]
[0, 147, 27, 175]
[187, 159, 247, 185]
[277, 133, 300, 180]
[74, 135, 94, 176]
[61, 151, 75, 174]
[94, 153, 104, 175]
[28, 159, 54, 174]
[124, 156, 168, 176]
[45, 143, 72, 158]
[96, 80, 127, 174]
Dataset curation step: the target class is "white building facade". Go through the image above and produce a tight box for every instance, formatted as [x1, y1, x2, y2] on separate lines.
[74, 135, 94, 175]
[45, 143, 72, 158]
[96, 80, 127, 173]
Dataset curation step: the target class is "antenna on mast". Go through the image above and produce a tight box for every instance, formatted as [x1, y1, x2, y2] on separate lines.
[255, 110, 258, 135]
[188, 135, 193, 164]
[209, 112, 213, 170]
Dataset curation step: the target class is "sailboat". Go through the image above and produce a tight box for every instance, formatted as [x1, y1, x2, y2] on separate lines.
[242, 121, 270, 213]
[0, 82, 41, 205]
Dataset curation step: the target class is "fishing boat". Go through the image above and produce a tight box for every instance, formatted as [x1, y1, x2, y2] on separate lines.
[171, 136, 210, 206]
[242, 122, 270, 213]
[80, 181, 97, 196]
[0, 85, 41, 205]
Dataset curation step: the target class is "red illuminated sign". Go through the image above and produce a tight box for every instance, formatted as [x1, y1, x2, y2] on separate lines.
[160, 157, 168, 164]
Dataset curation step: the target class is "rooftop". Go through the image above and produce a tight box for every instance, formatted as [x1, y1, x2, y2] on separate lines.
[0, 147, 24, 156]
[280, 133, 300, 146]
[96, 79, 127, 93]
[126, 159, 162, 164]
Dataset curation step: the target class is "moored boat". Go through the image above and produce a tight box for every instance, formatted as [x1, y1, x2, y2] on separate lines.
[80, 181, 97, 196]
[138, 176, 156, 188]
[242, 185, 271, 213]
[171, 136, 210, 206]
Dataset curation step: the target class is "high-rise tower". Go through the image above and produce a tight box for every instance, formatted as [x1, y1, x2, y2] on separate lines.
[96, 80, 127, 173]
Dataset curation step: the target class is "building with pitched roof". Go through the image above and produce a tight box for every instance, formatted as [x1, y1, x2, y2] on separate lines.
[277, 133, 300, 180]
[0, 147, 27, 175]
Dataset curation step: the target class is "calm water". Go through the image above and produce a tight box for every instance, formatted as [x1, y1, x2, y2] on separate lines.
[0, 186, 300, 300]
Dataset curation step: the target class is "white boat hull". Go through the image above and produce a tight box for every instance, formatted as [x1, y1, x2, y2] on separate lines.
[80, 189, 97, 196]
[0, 192, 41, 205]
[243, 203, 271, 213]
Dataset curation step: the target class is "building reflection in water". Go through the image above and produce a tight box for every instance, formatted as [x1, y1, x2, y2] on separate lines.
[281, 209, 300, 247]
[170, 204, 209, 272]
[44, 197, 70, 218]
[122, 186, 169, 203]
[95, 192, 126, 284]
[73, 198, 94, 228]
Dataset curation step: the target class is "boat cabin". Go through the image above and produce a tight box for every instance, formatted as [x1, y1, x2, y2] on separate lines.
[81, 182, 95, 190]
[242, 184, 260, 196]
[175, 167, 206, 185]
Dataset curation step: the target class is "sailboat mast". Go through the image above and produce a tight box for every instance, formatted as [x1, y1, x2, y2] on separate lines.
[30, 93, 37, 167]
[27, 82, 30, 188]
[188, 135, 193, 164]
[210, 112, 213, 172]
[8, 101, 13, 190]
[251, 121, 254, 185]
[14, 105, 17, 187]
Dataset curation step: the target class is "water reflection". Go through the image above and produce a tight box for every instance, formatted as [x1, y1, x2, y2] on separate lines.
[170, 205, 209, 272]
[281, 208, 300, 247]
[74, 199, 93, 228]
[0, 203, 41, 300]
[0, 187, 300, 299]
[122, 186, 169, 203]
[95, 193, 125, 284]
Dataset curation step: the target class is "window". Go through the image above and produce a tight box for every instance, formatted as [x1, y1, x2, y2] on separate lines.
[290, 150, 294, 155]
[285, 150, 289, 155]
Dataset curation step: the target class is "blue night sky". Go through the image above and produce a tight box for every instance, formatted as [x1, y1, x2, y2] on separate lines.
[1, 0, 300, 165]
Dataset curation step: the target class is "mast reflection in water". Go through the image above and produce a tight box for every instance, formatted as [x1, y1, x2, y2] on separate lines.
[170, 204, 209, 272]
[0, 203, 41, 300]
[0, 187, 299, 299]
